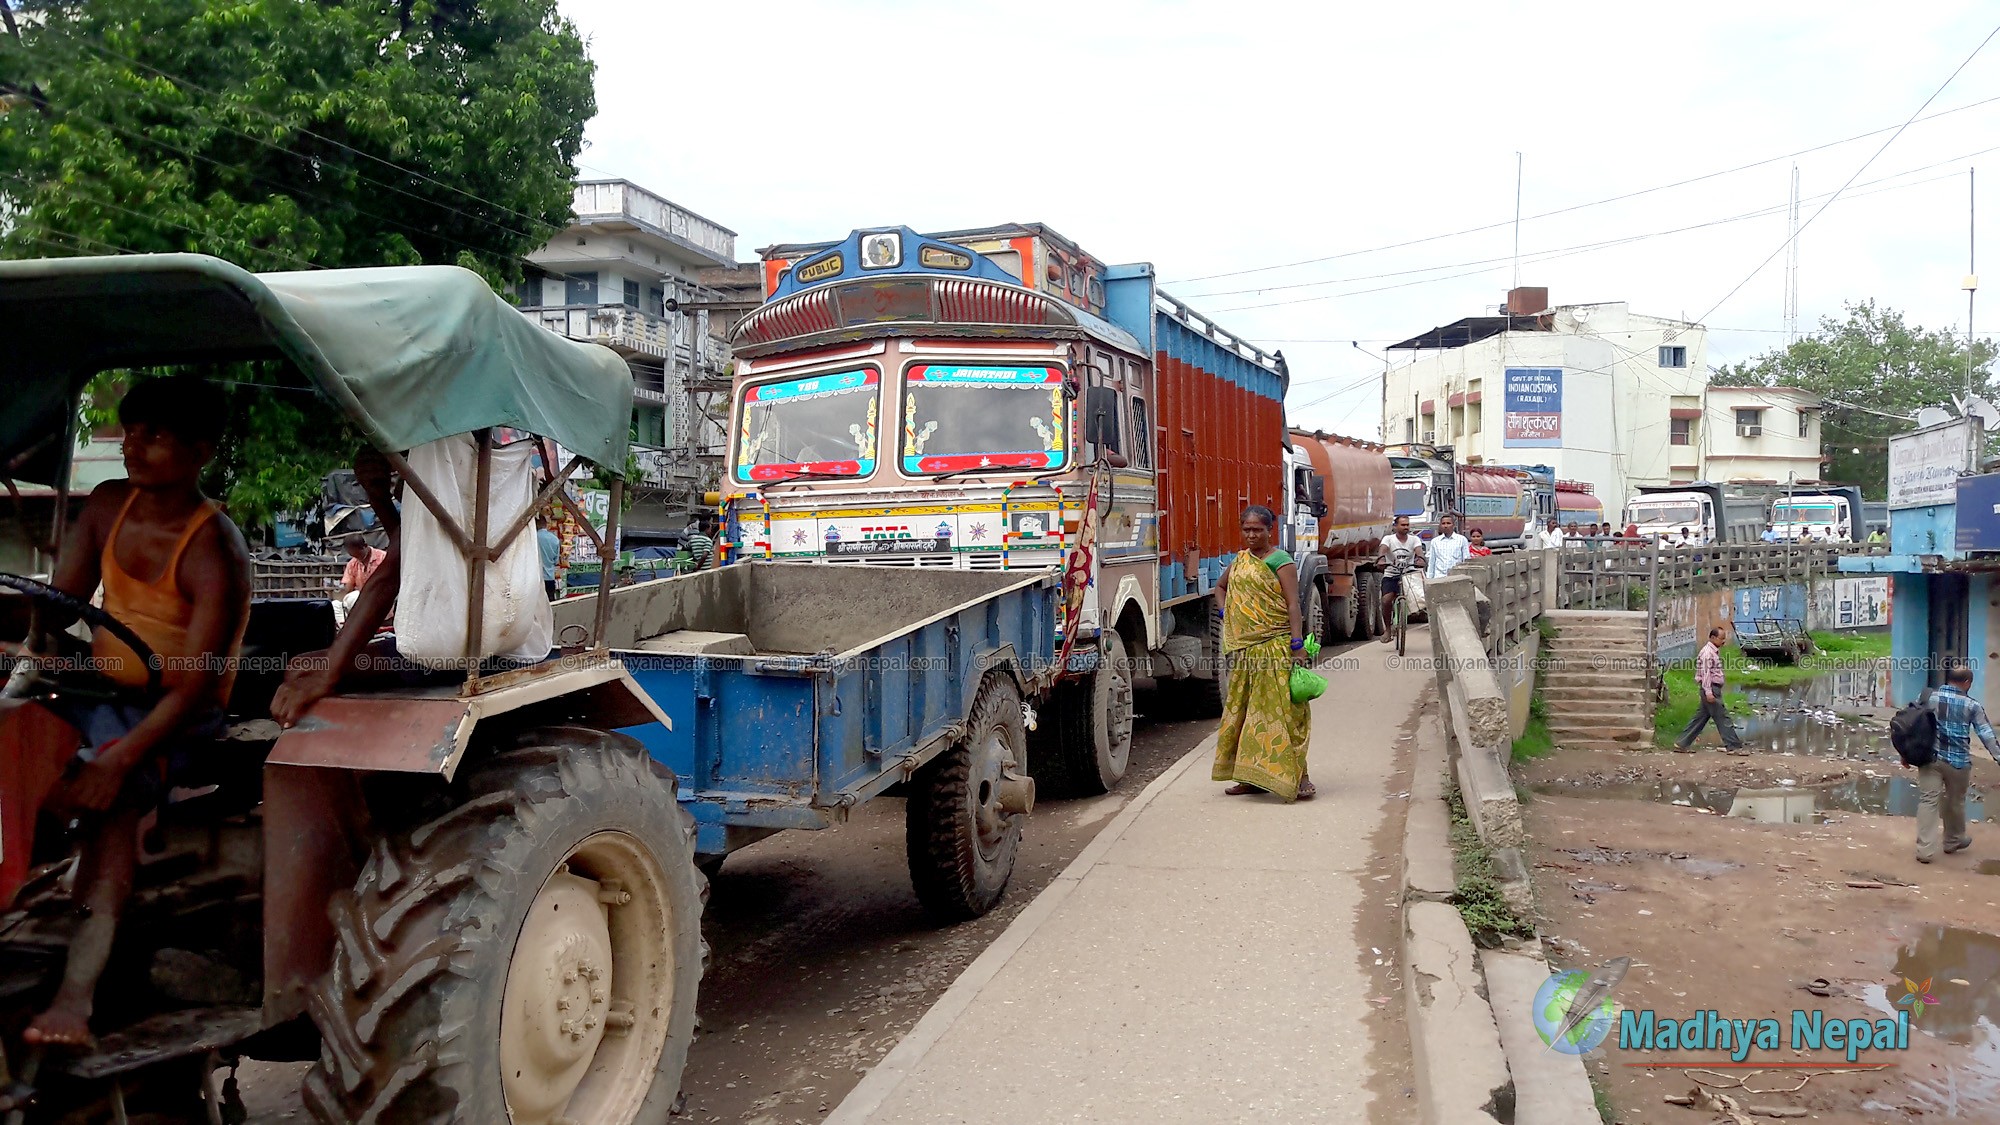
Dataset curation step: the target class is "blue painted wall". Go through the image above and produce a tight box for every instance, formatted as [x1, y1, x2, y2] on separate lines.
[1889, 575, 1930, 706]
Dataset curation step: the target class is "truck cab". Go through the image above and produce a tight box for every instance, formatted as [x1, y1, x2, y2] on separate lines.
[1625, 489, 1715, 543]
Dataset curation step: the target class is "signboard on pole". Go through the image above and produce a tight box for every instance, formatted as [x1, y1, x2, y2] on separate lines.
[1887, 418, 1974, 509]
[567, 486, 615, 565]
[1502, 367, 1563, 448]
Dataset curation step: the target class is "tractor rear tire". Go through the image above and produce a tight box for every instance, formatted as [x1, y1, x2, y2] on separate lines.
[1030, 639, 1134, 797]
[907, 674, 1026, 921]
[302, 727, 706, 1125]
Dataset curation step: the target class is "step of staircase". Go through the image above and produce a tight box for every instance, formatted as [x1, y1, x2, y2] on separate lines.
[1546, 736, 1656, 753]
[1540, 689, 1654, 708]
[1543, 699, 1651, 718]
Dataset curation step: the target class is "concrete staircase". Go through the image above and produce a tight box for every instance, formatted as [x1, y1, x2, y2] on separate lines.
[1539, 610, 1655, 751]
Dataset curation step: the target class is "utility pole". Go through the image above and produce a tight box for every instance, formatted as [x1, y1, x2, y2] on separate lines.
[1784, 164, 1801, 345]
[1968, 167, 1979, 397]
[1512, 152, 1523, 291]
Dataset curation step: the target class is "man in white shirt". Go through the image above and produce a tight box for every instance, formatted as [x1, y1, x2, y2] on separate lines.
[1376, 515, 1425, 640]
[1426, 514, 1471, 579]
[1538, 517, 1564, 550]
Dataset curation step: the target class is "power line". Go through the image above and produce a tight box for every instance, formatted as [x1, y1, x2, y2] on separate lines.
[1694, 23, 2000, 326]
[1206, 163, 1977, 315]
[1165, 91, 2000, 287]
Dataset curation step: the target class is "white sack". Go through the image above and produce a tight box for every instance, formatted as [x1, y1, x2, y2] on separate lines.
[395, 435, 553, 666]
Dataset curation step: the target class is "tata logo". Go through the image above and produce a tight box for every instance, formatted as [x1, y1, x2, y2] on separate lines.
[860, 524, 913, 541]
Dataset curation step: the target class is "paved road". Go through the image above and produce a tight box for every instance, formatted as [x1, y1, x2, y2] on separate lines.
[239, 690, 1222, 1122]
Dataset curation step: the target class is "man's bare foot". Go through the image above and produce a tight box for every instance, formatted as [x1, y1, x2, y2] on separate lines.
[23, 1001, 93, 1047]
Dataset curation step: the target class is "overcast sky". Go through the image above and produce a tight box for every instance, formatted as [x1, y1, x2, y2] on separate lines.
[560, 0, 2000, 439]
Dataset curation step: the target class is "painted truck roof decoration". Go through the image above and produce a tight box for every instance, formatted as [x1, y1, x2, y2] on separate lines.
[769, 227, 1024, 297]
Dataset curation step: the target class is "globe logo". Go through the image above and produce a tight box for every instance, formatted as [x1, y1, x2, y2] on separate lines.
[1533, 970, 1617, 1055]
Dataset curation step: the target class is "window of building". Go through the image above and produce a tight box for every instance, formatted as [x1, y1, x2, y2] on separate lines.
[564, 271, 598, 306]
[1735, 408, 1763, 433]
[1130, 397, 1151, 468]
[1659, 345, 1688, 368]
[622, 278, 641, 309]
[1670, 418, 1692, 446]
[1798, 409, 1811, 438]
[646, 286, 666, 317]
[1404, 416, 1416, 443]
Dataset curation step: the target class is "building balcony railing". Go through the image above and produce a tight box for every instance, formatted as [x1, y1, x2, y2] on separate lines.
[572, 180, 735, 266]
[522, 303, 674, 360]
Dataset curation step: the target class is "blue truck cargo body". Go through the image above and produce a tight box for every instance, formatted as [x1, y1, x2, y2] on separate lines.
[556, 563, 1059, 856]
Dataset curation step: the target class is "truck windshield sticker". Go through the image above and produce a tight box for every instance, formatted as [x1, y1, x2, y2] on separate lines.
[735, 368, 880, 482]
[1631, 501, 1701, 527]
[901, 364, 1068, 475]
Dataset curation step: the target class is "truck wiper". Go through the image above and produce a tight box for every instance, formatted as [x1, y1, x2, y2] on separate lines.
[928, 459, 1042, 483]
[760, 469, 856, 484]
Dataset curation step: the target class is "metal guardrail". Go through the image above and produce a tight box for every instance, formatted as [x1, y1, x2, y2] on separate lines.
[1460, 552, 1545, 656]
[252, 557, 345, 599]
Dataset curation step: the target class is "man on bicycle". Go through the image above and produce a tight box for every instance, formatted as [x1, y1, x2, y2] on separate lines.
[1377, 515, 1424, 642]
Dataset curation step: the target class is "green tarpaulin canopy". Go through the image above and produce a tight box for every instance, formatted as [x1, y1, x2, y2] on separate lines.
[0, 254, 634, 487]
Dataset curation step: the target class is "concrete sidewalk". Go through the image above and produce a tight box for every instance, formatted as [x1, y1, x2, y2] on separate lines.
[828, 646, 1426, 1124]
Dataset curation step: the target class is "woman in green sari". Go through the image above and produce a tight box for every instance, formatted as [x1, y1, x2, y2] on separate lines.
[1212, 505, 1315, 801]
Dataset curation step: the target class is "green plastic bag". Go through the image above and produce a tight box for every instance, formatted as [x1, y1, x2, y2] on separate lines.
[1290, 636, 1327, 704]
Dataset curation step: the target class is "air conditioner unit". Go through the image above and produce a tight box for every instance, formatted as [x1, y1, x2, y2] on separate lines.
[1737, 424, 1762, 438]
[1422, 430, 1436, 444]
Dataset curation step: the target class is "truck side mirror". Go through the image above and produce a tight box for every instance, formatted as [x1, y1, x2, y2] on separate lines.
[1084, 385, 1120, 454]
[1308, 477, 1326, 516]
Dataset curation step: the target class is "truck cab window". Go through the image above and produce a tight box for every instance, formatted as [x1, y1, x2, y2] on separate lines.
[1130, 397, 1151, 468]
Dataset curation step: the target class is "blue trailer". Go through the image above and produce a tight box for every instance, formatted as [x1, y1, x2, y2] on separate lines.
[556, 562, 1060, 919]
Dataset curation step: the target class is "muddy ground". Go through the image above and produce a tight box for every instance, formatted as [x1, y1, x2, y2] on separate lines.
[1520, 745, 2000, 1123]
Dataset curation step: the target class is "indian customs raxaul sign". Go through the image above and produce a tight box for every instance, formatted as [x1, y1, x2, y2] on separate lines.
[1502, 367, 1563, 448]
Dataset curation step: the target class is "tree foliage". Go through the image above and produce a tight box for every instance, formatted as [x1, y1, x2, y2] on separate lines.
[1712, 301, 1997, 498]
[0, 0, 596, 525]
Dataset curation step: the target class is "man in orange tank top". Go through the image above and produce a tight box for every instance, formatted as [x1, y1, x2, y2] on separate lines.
[2, 374, 250, 1047]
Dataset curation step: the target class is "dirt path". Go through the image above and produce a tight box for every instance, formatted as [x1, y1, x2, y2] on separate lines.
[1519, 746, 2000, 1123]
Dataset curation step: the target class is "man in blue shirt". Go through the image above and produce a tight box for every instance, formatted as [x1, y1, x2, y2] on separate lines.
[537, 515, 561, 602]
[1916, 663, 2000, 863]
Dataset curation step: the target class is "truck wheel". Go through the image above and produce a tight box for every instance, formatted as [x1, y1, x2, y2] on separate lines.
[1032, 639, 1134, 797]
[1357, 571, 1383, 638]
[1306, 584, 1328, 646]
[1326, 584, 1358, 643]
[302, 727, 706, 1125]
[1189, 605, 1229, 719]
[907, 674, 1026, 921]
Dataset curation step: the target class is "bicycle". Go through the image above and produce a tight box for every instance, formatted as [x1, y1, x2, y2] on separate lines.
[1393, 591, 1410, 657]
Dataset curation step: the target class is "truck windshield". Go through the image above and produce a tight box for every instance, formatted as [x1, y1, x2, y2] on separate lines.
[1393, 478, 1429, 517]
[1773, 501, 1840, 524]
[900, 364, 1069, 475]
[734, 368, 880, 483]
[1630, 501, 1700, 527]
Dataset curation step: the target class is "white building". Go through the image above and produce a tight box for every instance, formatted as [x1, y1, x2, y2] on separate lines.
[1380, 288, 1713, 507]
[1697, 386, 1826, 485]
[520, 180, 754, 510]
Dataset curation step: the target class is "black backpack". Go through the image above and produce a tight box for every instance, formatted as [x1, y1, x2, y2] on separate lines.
[1890, 696, 1938, 768]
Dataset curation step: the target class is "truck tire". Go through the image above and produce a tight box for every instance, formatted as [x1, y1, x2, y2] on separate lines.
[1189, 604, 1229, 718]
[1030, 639, 1134, 797]
[907, 674, 1026, 921]
[302, 727, 706, 1125]
[1306, 583, 1328, 646]
[1358, 570, 1383, 638]
[1326, 583, 1359, 642]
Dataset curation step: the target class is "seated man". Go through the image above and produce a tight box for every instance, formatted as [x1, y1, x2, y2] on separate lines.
[1, 374, 251, 1046]
[335, 533, 387, 612]
[271, 449, 401, 726]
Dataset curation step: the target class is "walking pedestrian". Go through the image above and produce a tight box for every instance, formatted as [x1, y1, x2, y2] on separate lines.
[1212, 505, 1314, 801]
[1912, 663, 1998, 863]
[536, 514, 560, 601]
[1674, 625, 1745, 752]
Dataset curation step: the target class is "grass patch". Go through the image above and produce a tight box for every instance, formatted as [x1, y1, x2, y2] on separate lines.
[1512, 639, 1555, 761]
[1589, 1072, 1616, 1124]
[1445, 781, 1536, 945]
[1653, 630, 1890, 745]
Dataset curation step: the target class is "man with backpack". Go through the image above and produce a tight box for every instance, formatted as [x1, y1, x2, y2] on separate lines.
[1900, 663, 1999, 864]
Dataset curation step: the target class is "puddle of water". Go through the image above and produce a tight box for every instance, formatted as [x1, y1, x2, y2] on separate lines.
[1736, 658, 1894, 759]
[1859, 925, 2000, 1115]
[1978, 860, 2000, 877]
[1536, 776, 1990, 823]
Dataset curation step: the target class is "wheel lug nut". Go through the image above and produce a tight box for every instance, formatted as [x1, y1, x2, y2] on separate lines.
[591, 988, 606, 1004]
[557, 998, 572, 1012]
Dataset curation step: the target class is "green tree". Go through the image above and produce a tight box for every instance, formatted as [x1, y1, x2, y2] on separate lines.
[1713, 301, 1997, 498]
[0, 0, 596, 525]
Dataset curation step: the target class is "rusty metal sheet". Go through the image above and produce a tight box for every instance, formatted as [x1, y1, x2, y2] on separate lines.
[262, 765, 368, 1026]
[266, 695, 469, 773]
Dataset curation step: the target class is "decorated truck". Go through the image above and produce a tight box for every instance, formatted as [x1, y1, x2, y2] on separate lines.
[718, 223, 1294, 794]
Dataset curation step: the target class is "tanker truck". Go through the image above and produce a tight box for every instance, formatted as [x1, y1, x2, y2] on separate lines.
[1286, 430, 1395, 642]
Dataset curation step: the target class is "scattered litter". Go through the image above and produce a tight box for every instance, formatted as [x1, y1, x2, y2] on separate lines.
[1844, 880, 1885, 889]
[1637, 909, 1653, 916]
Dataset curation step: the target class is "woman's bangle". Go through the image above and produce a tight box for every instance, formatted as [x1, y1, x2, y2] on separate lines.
[1290, 638, 1305, 651]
